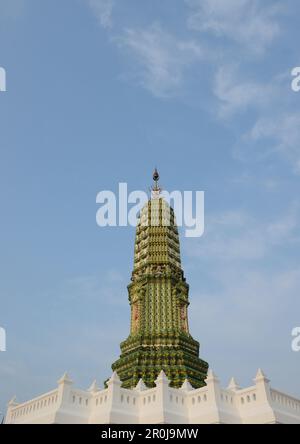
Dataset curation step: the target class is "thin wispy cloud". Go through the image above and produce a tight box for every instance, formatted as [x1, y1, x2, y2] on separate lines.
[85, 0, 298, 176]
[117, 23, 204, 98]
[185, 0, 282, 55]
[213, 65, 282, 119]
[185, 204, 300, 388]
[190, 265, 300, 357]
[211, 65, 300, 173]
[231, 172, 282, 192]
[185, 205, 300, 262]
[88, 0, 114, 29]
[248, 113, 300, 174]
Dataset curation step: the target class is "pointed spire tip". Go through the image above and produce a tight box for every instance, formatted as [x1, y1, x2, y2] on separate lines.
[153, 167, 159, 183]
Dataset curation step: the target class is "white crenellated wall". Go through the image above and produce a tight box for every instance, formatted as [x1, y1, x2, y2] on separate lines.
[5, 369, 300, 424]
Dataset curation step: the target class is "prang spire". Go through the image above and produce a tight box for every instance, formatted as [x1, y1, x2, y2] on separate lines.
[111, 172, 208, 389]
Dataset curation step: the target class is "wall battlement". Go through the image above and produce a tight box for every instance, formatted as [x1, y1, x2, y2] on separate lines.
[6, 369, 300, 424]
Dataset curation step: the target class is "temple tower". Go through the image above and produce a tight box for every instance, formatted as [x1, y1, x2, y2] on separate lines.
[111, 170, 208, 388]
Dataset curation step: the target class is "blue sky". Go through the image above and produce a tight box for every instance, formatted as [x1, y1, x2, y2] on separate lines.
[0, 0, 300, 415]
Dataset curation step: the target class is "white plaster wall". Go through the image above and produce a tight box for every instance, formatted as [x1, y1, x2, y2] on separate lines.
[5, 369, 300, 425]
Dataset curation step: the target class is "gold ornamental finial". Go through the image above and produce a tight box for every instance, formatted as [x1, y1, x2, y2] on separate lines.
[151, 167, 161, 198]
[153, 167, 159, 182]
[153, 167, 160, 189]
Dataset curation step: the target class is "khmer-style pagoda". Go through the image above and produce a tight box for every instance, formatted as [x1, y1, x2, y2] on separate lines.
[111, 170, 209, 388]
